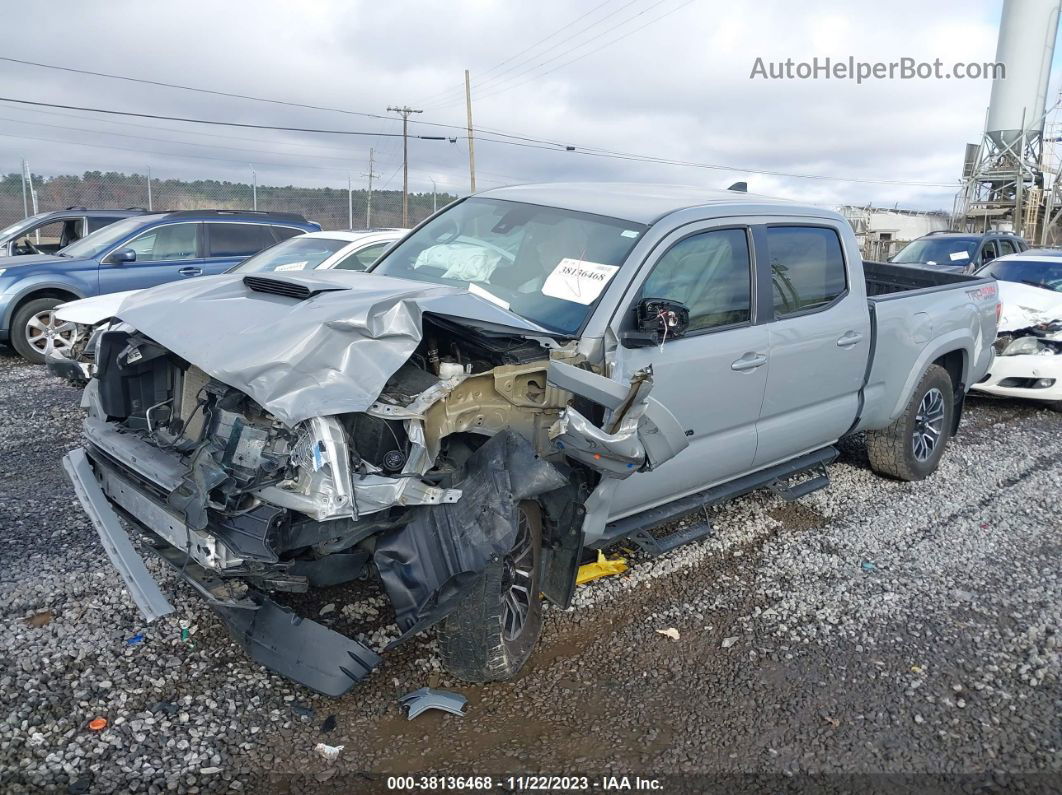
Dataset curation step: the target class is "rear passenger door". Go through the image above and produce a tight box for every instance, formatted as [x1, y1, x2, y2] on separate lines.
[101, 222, 205, 293]
[608, 223, 769, 517]
[203, 222, 284, 273]
[752, 223, 870, 468]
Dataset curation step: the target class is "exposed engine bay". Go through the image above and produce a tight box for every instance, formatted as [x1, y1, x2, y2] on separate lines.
[72, 288, 687, 694]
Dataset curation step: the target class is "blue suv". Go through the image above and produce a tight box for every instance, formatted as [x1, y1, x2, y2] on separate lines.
[0, 209, 320, 361]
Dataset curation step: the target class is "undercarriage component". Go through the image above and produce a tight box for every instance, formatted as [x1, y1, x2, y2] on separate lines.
[213, 598, 380, 697]
[373, 429, 566, 647]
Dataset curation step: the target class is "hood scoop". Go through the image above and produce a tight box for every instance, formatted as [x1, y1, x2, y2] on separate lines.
[242, 275, 348, 300]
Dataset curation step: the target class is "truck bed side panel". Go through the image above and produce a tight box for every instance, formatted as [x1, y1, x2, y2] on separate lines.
[855, 275, 997, 432]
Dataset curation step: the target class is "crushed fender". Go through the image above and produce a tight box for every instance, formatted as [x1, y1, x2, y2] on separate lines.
[575, 550, 628, 585]
[373, 429, 566, 649]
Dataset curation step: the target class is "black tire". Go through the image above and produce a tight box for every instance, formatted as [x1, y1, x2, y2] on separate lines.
[866, 364, 954, 481]
[437, 501, 544, 682]
[10, 297, 66, 364]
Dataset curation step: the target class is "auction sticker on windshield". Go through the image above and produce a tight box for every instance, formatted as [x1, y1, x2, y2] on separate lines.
[542, 258, 619, 304]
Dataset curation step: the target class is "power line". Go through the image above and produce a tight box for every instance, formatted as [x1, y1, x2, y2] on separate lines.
[448, 0, 691, 108]
[0, 95, 959, 189]
[415, 0, 624, 106]
[445, 0, 656, 103]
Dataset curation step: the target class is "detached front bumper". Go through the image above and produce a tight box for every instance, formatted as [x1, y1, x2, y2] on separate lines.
[62, 446, 381, 696]
[971, 353, 1062, 404]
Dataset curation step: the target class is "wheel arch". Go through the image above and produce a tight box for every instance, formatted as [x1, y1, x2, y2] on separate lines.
[4, 283, 85, 329]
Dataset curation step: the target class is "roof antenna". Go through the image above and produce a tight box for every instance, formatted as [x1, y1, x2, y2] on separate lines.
[727, 181, 748, 192]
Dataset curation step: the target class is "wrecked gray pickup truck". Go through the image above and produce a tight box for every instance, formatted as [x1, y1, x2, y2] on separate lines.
[64, 183, 998, 696]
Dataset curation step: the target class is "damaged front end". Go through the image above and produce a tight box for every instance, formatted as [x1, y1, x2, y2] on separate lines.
[64, 275, 686, 695]
[974, 282, 1062, 406]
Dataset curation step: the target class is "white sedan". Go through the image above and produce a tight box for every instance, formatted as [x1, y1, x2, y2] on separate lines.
[971, 251, 1062, 411]
[48, 228, 405, 378]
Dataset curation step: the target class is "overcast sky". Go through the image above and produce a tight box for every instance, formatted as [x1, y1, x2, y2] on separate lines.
[0, 0, 1053, 210]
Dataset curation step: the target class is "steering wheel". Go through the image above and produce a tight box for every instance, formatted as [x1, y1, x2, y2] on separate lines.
[14, 237, 41, 255]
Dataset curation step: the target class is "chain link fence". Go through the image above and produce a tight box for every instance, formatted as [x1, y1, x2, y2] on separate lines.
[1, 170, 458, 231]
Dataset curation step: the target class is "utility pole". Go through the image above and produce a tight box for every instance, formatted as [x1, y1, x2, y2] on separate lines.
[362, 147, 380, 228]
[464, 70, 476, 193]
[20, 158, 28, 218]
[147, 166, 153, 211]
[347, 174, 353, 230]
[249, 164, 257, 210]
[387, 105, 422, 227]
[430, 178, 437, 213]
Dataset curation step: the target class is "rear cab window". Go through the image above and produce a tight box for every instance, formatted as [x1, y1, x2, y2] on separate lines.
[766, 226, 847, 317]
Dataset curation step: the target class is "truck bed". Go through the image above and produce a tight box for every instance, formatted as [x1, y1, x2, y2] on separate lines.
[863, 260, 983, 298]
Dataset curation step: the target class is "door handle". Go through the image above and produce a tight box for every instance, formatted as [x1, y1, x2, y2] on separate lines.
[836, 331, 864, 348]
[178, 266, 203, 277]
[731, 352, 768, 371]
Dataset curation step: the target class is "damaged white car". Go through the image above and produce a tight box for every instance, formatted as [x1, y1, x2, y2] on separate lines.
[64, 184, 998, 695]
[972, 251, 1062, 411]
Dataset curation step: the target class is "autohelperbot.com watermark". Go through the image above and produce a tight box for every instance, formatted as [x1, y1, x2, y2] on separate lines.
[750, 56, 1005, 83]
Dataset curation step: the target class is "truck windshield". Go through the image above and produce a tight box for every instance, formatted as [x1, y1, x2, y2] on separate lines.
[371, 198, 645, 334]
[59, 216, 153, 259]
[979, 258, 1062, 292]
[231, 235, 349, 273]
[892, 237, 978, 266]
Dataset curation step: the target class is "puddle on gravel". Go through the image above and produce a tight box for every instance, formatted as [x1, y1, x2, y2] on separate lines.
[767, 502, 827, 532]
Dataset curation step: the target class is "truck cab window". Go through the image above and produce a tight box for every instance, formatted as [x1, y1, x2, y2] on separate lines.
[639, 228, 752, 332]
[767, 226, 847, 316]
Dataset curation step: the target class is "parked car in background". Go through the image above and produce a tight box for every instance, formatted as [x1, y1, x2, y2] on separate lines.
[0, 209, 320, 362]
[46, 229, 405, 380]
[890, 230, 1027, 272]
[971, 249, 1062, 410]
[62, 183, 998, 695]
[0, 207, 147, 258]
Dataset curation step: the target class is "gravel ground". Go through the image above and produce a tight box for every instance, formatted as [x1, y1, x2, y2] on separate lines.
[0, 349, 1058, 793]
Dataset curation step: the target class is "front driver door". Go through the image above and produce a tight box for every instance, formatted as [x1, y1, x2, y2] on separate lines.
[608, 224, 769, 518]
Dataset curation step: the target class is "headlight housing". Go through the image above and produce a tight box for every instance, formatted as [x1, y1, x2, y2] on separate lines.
[1000, 336, 1059, 356]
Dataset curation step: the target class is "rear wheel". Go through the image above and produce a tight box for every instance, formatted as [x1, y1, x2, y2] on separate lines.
[11, 297, 78, 363]
[867, 364, 954, 481]
[437, 501, 544, 682]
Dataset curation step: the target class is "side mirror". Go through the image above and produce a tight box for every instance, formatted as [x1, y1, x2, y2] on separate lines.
[621, 298, 690, 348]
[108, 248, 136, 264]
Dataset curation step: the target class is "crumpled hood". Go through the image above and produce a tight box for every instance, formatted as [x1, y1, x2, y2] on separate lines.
[114, 270, 555, 426]
[997, 281, 1062, 333]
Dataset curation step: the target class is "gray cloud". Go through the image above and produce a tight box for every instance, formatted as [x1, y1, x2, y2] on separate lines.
[0, 0, 1041, 210]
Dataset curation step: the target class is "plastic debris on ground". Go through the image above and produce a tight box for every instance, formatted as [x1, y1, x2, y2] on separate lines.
[576, 550, 629, 585]
[655, 627, 680, 641]
[125, 632, 145, 646]
[861, 561, 877, 572]
[87, 718, 108, 732]
[315, 742, 344, 761]
[398, 687, 468, 720]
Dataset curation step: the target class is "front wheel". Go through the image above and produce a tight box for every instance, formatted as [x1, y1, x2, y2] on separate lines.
[11, 297, 79, 364]
[437, 501, 544, 682]
[866, 364, 954, 481]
